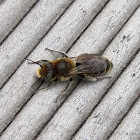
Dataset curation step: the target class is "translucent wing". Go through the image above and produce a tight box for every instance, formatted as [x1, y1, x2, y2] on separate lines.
[68, 53, 107, 76]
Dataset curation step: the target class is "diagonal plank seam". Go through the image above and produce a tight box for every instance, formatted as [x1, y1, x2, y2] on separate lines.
[0, 0, 40, 45]
[66, 0, 110, 54]
[0, 81, 42, 137]
[99, 4, 140, 54]
[33, 80, 80, 140]
[107, 92, 140, 139]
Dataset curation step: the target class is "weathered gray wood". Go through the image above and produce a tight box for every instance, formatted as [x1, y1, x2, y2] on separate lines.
[0, 0, 4, 5]
[36, 6, 140, 140]
[72, 51, 140, 140]
[69, 0, 140, 56]
[0, 0, 110, 136]
[0, 0, 39, 43]
[109, 98, 140, 140]
[0, 0, 139, 140]
[0, 0, 75, 89]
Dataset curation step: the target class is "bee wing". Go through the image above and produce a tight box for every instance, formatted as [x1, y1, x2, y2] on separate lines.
[68, 53, 106, 76]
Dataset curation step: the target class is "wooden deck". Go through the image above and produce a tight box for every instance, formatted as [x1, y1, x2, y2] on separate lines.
[0, 0, 140, 140]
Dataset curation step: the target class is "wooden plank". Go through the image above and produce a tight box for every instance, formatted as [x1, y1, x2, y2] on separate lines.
[69, 0, 140, 56]
[0, 0, 4, 5]
[0, 0, 139, 140]
[0, 0, 39, 43]
[0, 0, 110, 136]
[109, 98, 140, 140]
[0, 0, 75, 89]
[36, 5, 140, 140]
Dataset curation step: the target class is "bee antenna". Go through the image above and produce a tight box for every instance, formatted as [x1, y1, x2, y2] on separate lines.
[27, 59, 42, 68]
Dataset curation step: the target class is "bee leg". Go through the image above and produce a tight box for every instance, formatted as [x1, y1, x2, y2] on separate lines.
[45, 48, 68, 58]
[39, 82, 53, 90]
[39, 78, 60, 90]
[96, 76, 111, 80]
[84, 76, 111, 81]
[78, 75, 97, 81]
[55, 78, 74, 102]
[84, 76, 97, 81]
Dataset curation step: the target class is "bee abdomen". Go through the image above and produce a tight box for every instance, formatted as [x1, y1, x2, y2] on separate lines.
[94, 58, 113, 76]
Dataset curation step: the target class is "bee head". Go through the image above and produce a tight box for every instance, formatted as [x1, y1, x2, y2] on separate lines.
[36, 60, 54, 81]
[27, 59, 54, 81]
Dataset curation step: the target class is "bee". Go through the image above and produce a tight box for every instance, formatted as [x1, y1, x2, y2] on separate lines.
[28, 48, 113, 101]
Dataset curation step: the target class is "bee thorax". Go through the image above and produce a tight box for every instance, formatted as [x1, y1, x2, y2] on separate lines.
[54, 59, 75, 76]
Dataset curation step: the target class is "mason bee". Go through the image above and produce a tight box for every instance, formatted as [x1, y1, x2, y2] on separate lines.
[28, 48, 113, 101]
